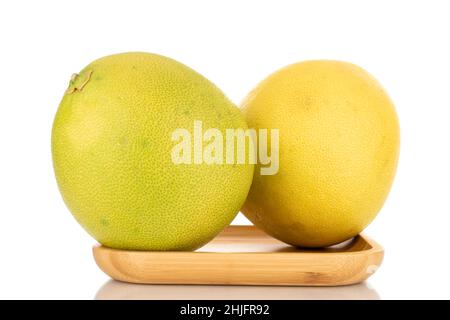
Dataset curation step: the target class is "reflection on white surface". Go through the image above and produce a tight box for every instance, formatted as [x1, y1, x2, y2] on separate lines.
[95, 280, 380, 300]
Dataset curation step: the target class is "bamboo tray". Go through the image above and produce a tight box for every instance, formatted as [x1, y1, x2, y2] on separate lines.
[93, 225, 383, 286]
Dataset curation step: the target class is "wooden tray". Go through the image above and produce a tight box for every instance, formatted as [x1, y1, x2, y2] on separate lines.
[93, 225, 383, 286]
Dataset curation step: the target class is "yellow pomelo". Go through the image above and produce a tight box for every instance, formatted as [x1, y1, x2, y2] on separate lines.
[52, 52, 254, 251]
[242, 60, 399, 247]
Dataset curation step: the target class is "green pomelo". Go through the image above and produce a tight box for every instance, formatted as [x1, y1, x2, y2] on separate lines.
[52, 52, 254, 251]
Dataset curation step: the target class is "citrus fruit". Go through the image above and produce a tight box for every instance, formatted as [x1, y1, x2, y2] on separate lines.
[241, 60, 399, 247]
[52, 52, 254, 251]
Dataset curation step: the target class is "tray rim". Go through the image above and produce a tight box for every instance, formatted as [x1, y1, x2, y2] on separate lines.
[93, 225, 383, 256]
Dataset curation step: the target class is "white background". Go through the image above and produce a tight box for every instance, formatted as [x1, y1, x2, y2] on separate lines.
[0, 0, 449, 299]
